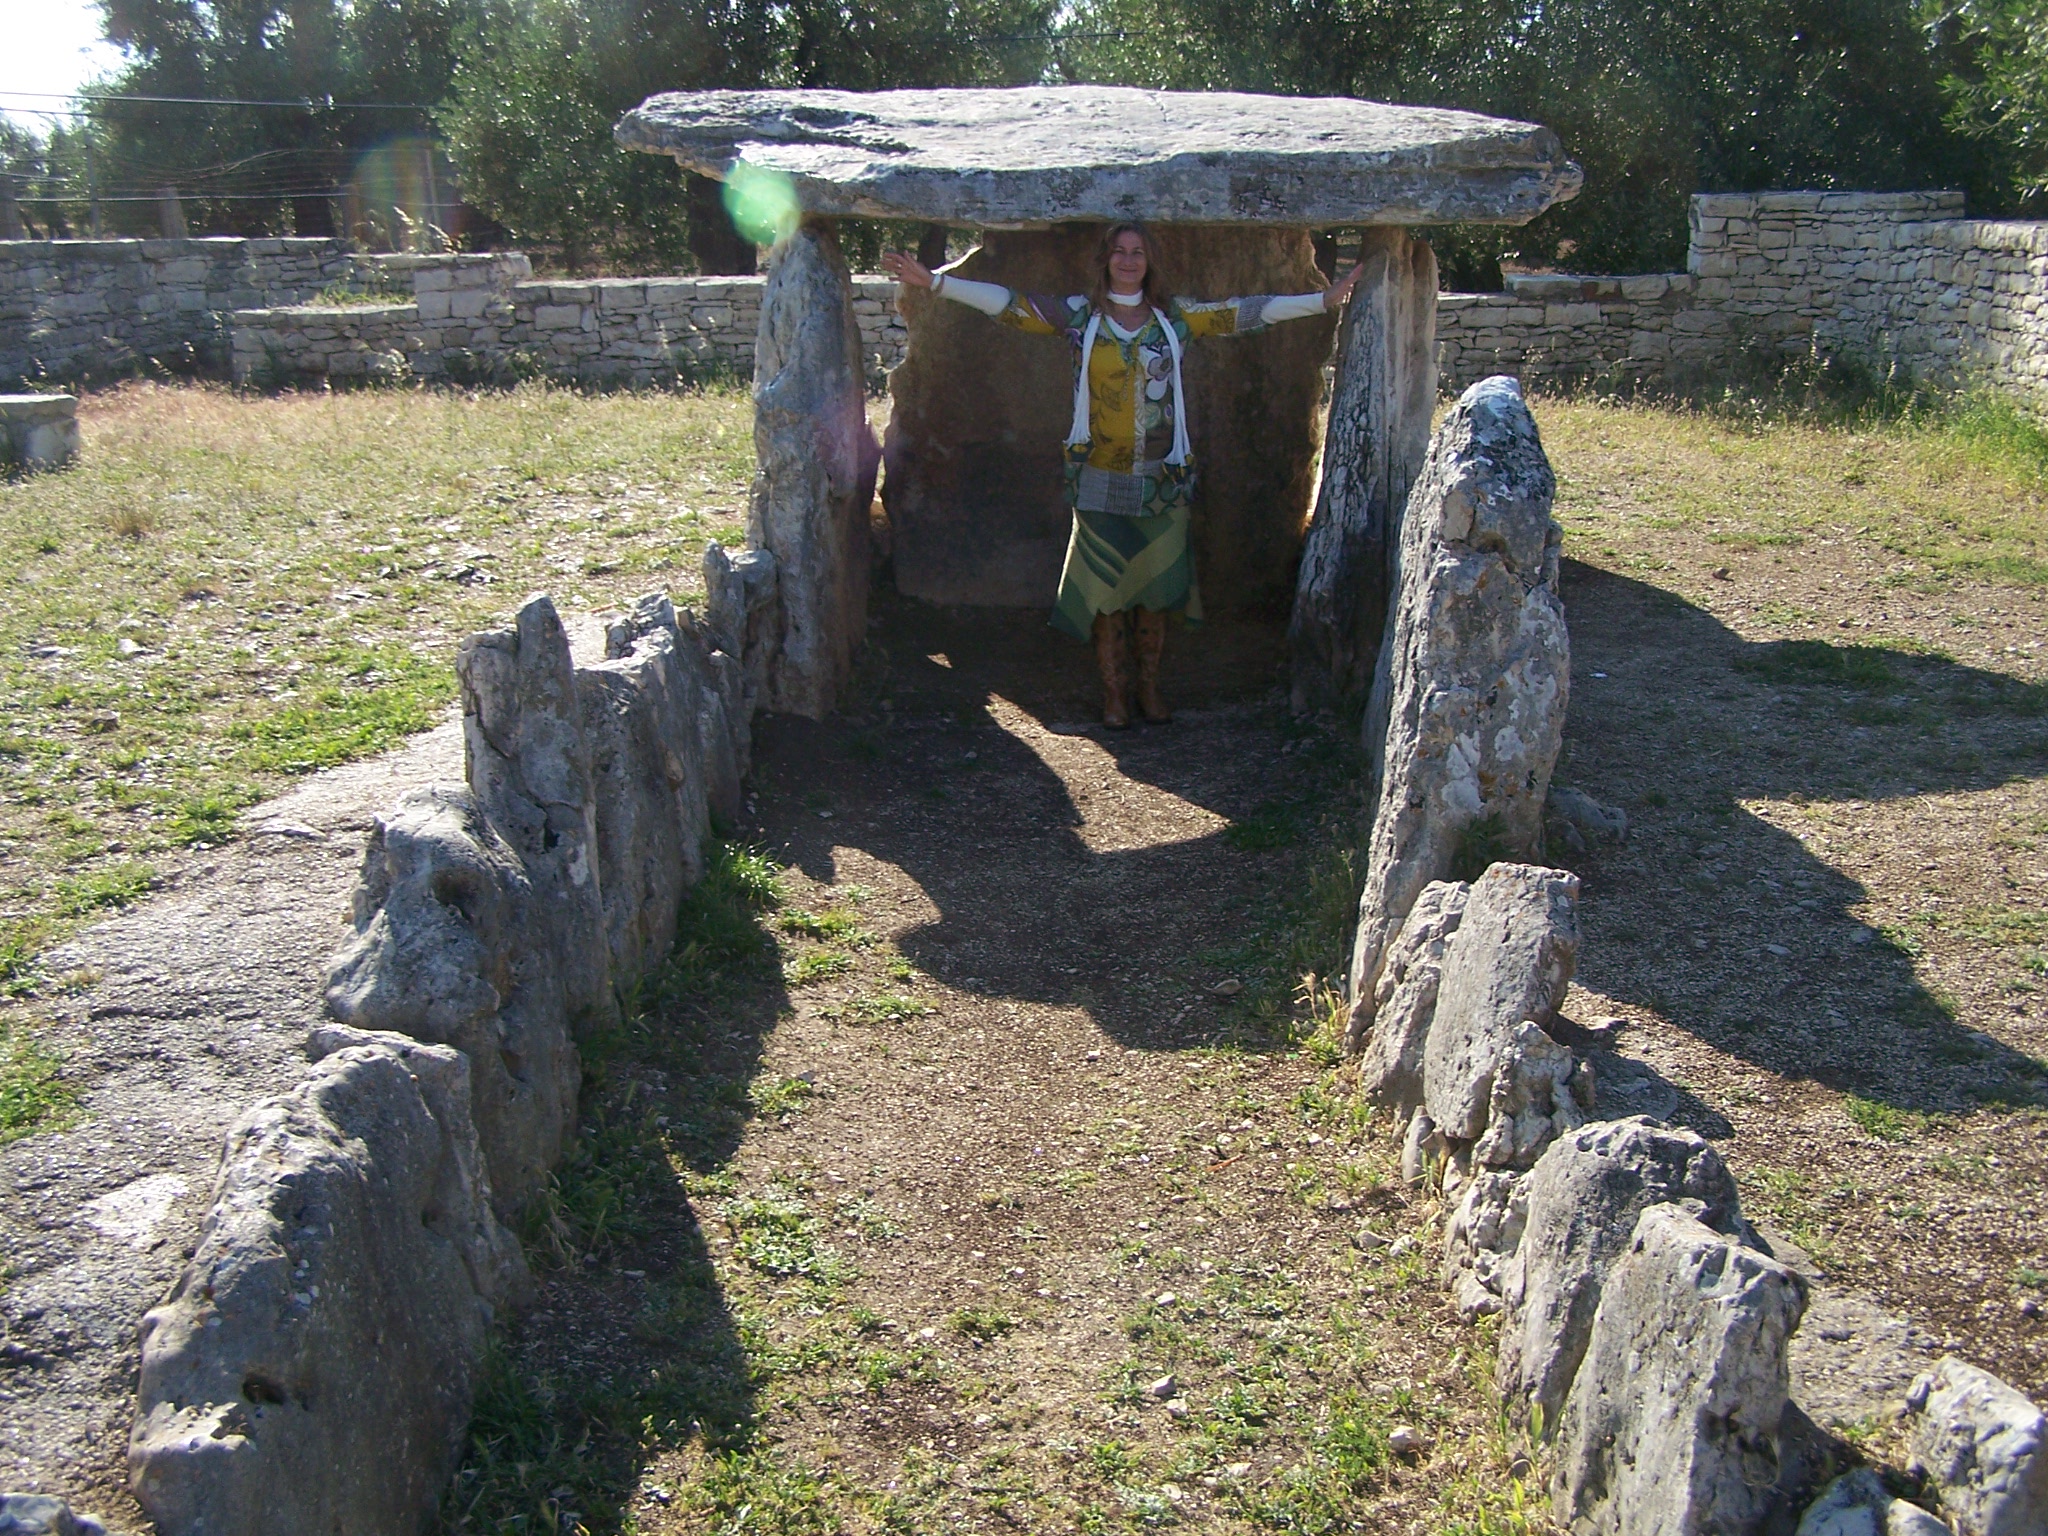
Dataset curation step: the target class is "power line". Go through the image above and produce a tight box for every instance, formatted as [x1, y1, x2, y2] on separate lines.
[0, 90, 435, 111]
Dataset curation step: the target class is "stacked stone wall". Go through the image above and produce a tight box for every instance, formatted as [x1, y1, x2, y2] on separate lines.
[1439, 191, 2048, 412]
[231, 268, 907, 387]
[0, 237, 355, 386]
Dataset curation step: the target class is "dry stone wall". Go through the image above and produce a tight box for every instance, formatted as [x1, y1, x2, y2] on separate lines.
[230, 262, 907, 387]
[1438, 191, 2048, 411]
[0, 237, 355, 386]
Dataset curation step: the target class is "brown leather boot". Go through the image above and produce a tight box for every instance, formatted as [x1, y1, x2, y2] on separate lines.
[1093, 611, 1131, 728]
[1132, 607, 1171, 723]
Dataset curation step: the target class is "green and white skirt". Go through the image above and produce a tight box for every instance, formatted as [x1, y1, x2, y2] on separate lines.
[1050, 504, 1203, 642]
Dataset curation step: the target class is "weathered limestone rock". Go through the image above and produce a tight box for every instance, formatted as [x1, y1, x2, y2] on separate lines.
[1422, 863, 1580, 1143]
[0, 394, 81, 470]
[750, 219, 876, 718]
[458, 594, 616, 1032]
[130, 1040, 525, 1536]
[1906, 1357, 2048, 1536]
[1442, 1168, 1525, 1319]
[582, 593, 713, 987]
[1290, 229, 1437, 706]
[884, 224, 1331, 613]
[1497, 1117, 1749, 1427]
[1351, 879, 1469, 1105]
[616, 87, 1583, 227]
[1472, 1019, 1585, 1169]
[1548, 785, 1628, 843]
[0, 1496, 107, 1536]
[703, 540, 781, 723]
[323, 785, 578, 1211]
[1553, 1204, 1807, 1536]
[1797, 1470, 1949, 1536]
[1348, 377, 1568, 1018]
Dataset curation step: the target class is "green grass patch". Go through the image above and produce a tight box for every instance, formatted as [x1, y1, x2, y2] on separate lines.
[1734, 640, 1900, 690]
[778, 906, 871, 944]
[0, 1023, 79, 1145]
[725, 1189, 855, 1284]
[949, 1305, 1020, 1342]
[784, 951, 853, 986]
[1225, 799, 1306, 852]
[53, 862, 155, 916]
[821, 991, 933, 1026]
[1843, 1094, 1925, 1142]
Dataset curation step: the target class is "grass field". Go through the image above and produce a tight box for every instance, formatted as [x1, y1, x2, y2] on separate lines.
[0, 381, 754, 1001]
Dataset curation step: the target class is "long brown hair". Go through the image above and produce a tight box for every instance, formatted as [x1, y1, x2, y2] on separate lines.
[1087, 221, 1170, 315]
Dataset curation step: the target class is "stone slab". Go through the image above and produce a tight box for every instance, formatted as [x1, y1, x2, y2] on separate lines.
[617, 86, 1582, 227]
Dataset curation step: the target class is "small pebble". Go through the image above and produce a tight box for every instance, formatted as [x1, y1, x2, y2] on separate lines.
[1210, 978, 1243, 996]
[2022, 1298, 2042, 1320]
[1164, 1398, 1189, 1419]
[1389, 1425, 1421, 1455]
[1147, 1374, 1178, 1399]
[1155, 1292, 1178, 1306]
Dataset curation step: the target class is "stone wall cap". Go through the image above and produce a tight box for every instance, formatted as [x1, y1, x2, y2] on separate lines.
[617, 85, 1582, 227]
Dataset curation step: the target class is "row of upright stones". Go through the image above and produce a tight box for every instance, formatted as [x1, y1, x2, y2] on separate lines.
[1350, 377, 2048, 1536]
[112, 218, 872, 1536]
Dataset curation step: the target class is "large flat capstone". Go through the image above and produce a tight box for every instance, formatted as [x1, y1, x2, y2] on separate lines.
[617, 87, 1581, 227]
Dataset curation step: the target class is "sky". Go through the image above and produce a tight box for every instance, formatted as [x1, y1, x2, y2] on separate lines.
[1, 0, 129, 131]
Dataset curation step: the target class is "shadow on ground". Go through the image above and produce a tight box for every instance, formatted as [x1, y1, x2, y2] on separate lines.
[1555, 558, 2047, 1116]
[755, 592, 1356, 1054]
[443, 858, 791, 1533]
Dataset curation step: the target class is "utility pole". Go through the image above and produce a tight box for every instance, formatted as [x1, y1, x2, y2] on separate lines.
[86, 139, 102, 236]
[1, 173, 23, 241]
[158, 187, 187, 238]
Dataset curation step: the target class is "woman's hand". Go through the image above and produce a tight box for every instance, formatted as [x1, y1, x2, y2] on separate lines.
[1323, 263, 1364, 312]
[881, 251, 936, 289]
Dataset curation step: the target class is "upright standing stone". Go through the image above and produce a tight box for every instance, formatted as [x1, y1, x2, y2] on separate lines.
[323, 785, 578, 1211]
[1422, 862, 1579, 1143]
[1553, 1204, 1806, 1536]
[582, 593, 712, 988]
[458, 594, 616, 1033]
[1497, 1117, 1749, 1427]
[750, 217, 876, 719]
[1351, 878, 1469, 1107]
[1347, 377, 1568, 1019]
[1290, 228, 1438, 707]
[0, 395, 82, 471]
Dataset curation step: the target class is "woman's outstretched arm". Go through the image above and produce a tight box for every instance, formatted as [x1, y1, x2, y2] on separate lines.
[881, 250, 1062, 333]
[1177, 263, 1366, 338]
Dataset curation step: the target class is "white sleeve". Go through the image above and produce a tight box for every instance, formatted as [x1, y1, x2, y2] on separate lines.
[932, 272, 1013, 316]
[1260, 292, 1329, 324]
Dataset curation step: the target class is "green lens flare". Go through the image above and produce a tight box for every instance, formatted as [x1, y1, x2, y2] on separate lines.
[722, 163, 801, 246]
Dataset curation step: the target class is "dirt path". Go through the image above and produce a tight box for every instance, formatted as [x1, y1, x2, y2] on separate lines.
[451, 606, 1531, 1535]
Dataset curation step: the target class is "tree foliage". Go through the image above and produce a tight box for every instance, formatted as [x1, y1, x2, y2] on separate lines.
[70, 1, 459, 238]
[1928, 0, 2048, 205]
[1058, 0, 2006, 280]
[439, 0, 1057, 271]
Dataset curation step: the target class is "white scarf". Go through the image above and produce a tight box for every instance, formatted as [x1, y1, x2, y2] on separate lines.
[1065, 305, 1191, 468]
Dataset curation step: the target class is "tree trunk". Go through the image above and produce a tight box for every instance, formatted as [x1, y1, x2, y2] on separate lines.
[292, 194, 335, 239]
[687, 171, 757, 275]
